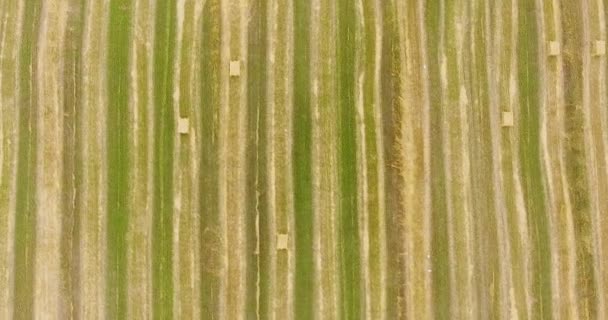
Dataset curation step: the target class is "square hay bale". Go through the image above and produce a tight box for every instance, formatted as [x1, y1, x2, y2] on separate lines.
[178, 117, 189, 134]
[276, 233, 288, 250]
[593, 40, 606, 56]
[230, 60, 240, 76]
[548, 41, 560, 56]
[501, 111, 514, 127]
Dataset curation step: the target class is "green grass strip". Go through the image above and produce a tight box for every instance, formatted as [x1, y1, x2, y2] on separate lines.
[152, 0, 176, 318]
[246, 0, 269, 318]
[337, 0, 360, 318]
[424, 1, 451, 318]
[13, 2, 41, 319]
[107, 1, 132, 318]
[517, 0, 551, 318]
[199, 0, 221, 317]
[293, 0, 313, 318]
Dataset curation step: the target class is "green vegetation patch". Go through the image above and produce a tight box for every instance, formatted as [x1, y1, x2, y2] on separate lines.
[337, 0, 361, 318]
[199, 0, 222, 316]
[13, 2, 42, 318]
[517, 0, 551, 317]
[293, 0, 314, 317]
[152, 0, 176, 318]
[107, 1, 132, 318]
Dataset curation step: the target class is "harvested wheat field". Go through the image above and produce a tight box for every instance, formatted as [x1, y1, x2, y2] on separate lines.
[1, 0, 608, 319]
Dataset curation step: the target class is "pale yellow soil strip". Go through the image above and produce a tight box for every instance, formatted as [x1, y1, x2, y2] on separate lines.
[311, 0, 339, 317]
[372, 0, 388, 317]
[416, 0, 433, 316]
[309, 0, 323, 317]
[217, 0, 229, 316]
[395, 1, 432, 317]
[171, 0, 185, 316]
[593, 0, 608, 317]
[534, 1, 558, 318]
[267, 0, 296, 317]
[183, 1, 204, 319]
[79, 0, 110, 318]
[0, 1, 23, 318]
[550, 0, 579, 317]
[488, 1, 516, 317]
[222, 0, 248, 317]
[455, 3, 477, 318]
[267, 0, 297, 315]
[535, 1, 568, 318]
[353, 0, 371, 317]
[581, 0, 606, 317]
[392, 1, 408, 317]
[34, 1, 69, 318]
[285, 2, 296, 317]
[265, 0, 278, 317]
[126, 0, 155, 318]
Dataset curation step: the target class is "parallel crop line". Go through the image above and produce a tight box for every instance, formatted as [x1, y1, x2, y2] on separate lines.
[594, 0, 608, 317]
[79, 0, 109, 317]
[0, 1, 22, 318]
[34, 2, 69, 317]
[126, 0, 154, 317]
[507, 0, 535, 317]
[580, 0, 605, 317]
[552, 0, 585, 317]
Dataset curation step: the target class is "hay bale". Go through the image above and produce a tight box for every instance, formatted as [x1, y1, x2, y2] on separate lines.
[501, 111, 514, 127]
[276, 233, 288, 250]
[593, 40, 606, 56]
[548, 41, 560, 56]
[230, 60, 240, 76]
[178, 118, 189, 134]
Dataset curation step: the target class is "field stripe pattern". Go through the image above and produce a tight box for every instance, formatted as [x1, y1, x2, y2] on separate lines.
[2, 0, 608, 319]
